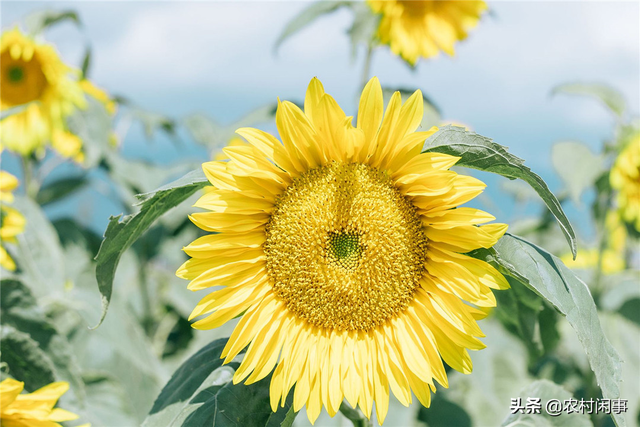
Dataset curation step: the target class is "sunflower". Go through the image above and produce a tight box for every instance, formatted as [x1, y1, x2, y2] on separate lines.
[367, 1, 487, 65]
[610, 134, 640, 232]
[178, 77, 508, 424]
[0, 28, 115, 163]
[0, 378, 80, 427]
[0, 170, 25, 271]
[0, 28, 87, 158]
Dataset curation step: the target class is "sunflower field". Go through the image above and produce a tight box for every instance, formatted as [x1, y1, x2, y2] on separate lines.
[0, 2, 638, 427]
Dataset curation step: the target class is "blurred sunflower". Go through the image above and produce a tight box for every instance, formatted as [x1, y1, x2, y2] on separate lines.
[367, 0, 487, 65]
[0, 169, 25, 271]
[561, 212, 626, 274]
[0, 28, 115, 163]
[178, 77, 508, 424]
[610, 134, 640, 231]
[0, 378, 81, 427]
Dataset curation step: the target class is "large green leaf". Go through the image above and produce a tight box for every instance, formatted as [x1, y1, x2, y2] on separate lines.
[424, 126, 576, 258]
[417, 393, 472, 427]
[36, 175, 89, 206]
[67, 97, 113, 168]
[551, 141, 605, 205]
[144, 338, 296, 427]
[25, 9, 81, 34]
[274, 1, 351, 52]
[470, 233, 624, 427]
[347, 2, 380, 57]
[502, 380, 592, 427]
[0, 325, 56, 391]
[552, 83, 626, 118]
[11, 196, 66, 296]
[93, 169, 208, 328]
[183, 102, 277, 154]
[0, 279, 85, 403]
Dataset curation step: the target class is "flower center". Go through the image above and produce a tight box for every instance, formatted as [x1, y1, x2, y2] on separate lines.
[327, 231, 364, 270]
[264, 161, 428, 331]
[0, 52, 48, 106]
[7, 66, 24, 83]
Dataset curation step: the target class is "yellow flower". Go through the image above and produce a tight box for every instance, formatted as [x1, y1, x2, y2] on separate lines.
[367, 1, 487, 65]
[0, 28, 86, 158]
[561, 249, 624, 275]
[178, 77, 509, 424]
[610, 134, 640, 231]
[0, 170, 19, 203]
[0, 378, 79, 427]
[561, 212, 627, 274]
[79, 79, 117, 115]
[0, 170, 25, 271]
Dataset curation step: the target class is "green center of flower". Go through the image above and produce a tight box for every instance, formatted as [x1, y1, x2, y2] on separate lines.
[327, 231, 363, 270]
[7, 66, 24, 83]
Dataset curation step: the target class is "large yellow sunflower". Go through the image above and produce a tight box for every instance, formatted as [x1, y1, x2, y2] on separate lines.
[610, 134, 640, 232]
[178, 77, 508, 424]
[0, 170, 25, 271]
[0, 378, 80, 427]
[367, 1, 487, 65]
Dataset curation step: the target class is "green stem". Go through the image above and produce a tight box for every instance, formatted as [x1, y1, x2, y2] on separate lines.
[592, 190, 614, 302]
[138, 263, 155, 336]
[21, 156, 39, 198]
[360, 43, 374, 92]
[339, 402, 372, 427]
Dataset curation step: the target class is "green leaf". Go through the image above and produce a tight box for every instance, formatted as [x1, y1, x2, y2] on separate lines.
[383, 87, 441, 129]
[552, 83, 626, 118]
[0, 325, 56, 391]
[274, 1, 351, 52]
[79, 374, 139, 427]
[494, 277, 543, 360]
[36, 175, 89, 206]
[183, 102, 277, 153]
[81, 46, 92, 79]
[67, 97, 113, 168]
[502, 380, 593, 427]
[134, 110, 178, 140]
[470, 233, 624, 427]
[103, 151, 196, 207]
[600, 271, 640, 326]
[443, 319, 534, 426]
[417, 393, 472, 427]
[25, 10, 81, 34]
[0, 279, 86, 403]
[598, 313, 640, 425]
[52, 218, 103, 256]
[144, 338, 296, 427]
[347, 2, 380, 57]
[93, 169, 208, 328]
[183, 114, 223, 148]
[11, 196, 66, 296]
[424, 126, 576, 258]
[551, 141, 605, 205]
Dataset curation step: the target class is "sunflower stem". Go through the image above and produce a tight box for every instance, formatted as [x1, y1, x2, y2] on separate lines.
[21, 156, 39, 199]
[359, 43, 374, 92]
[138, 263, 155, 336]
[339, 402, 372, 427]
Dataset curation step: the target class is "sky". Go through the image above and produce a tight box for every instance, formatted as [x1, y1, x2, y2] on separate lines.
[1, 0, 639, 240]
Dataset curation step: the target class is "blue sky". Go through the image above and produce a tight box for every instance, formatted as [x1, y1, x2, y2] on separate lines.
[2, 1, 639, 240]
